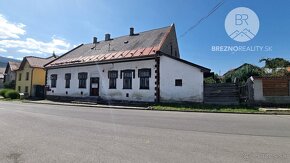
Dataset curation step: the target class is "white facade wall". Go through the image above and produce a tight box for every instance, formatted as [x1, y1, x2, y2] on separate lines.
[46, 59, 156, 102]
[159, 56, 204, 102]
[253, 79, 264, 101]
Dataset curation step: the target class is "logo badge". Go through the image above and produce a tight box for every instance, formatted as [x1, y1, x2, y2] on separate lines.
[225, 7, 259, 42]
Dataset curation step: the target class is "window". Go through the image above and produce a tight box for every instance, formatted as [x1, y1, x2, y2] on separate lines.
[65, 73, 71, 88]
[26, 72, 29, 80]
[108, 71, 118, 89]
[18, 73, 22, 81]
[175, 79, 182, 86]
[18, 86, 21, 92]
[78, 72, 88, 88]
[25, 86, 28, 93]
[138, 69, 151, 89]
[121, 70, 135, 89]
[50, 74, 57, 88]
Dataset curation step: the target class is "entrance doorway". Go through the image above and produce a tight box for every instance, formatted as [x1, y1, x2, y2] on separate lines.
[90, 77, 99, 96]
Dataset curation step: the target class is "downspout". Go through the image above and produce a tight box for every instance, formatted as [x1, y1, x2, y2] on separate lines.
[155, 52, 161, 103]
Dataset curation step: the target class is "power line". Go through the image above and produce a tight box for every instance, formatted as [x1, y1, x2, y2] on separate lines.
[179, 0, 226, 38]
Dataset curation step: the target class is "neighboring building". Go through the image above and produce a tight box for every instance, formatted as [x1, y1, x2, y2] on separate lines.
[4, 61, 21, 87]
[0, 68, 5, 89]
[45, 25, 210, 103]
[248, 76, 290, 104]
[16, 56, 56, 97]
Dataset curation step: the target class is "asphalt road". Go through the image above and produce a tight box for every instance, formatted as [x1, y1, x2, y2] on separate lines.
[0, 101, 290, 163]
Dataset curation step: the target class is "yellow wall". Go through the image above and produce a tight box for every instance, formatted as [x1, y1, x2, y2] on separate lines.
[32, 68, 46, 85]
[15, 62, 46, 96]
[15, 62, 33, 95]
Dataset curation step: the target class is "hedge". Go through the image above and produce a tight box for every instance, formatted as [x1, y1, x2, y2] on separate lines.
[4, 90, 20, 99]
[0, 89, 10, 97]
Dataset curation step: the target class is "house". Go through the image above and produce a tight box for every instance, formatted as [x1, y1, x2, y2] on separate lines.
[0, 68, 5, 89]
[16, 56, 56, 97]
[44, 25, 210, 103]
[248, 76, 290, 104]
[3, 61, 21, 88]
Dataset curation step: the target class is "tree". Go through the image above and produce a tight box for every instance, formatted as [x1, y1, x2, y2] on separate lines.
[223, 64, 263, 83]
[260, 58, 290, 76]
[259, 58, 290, 68]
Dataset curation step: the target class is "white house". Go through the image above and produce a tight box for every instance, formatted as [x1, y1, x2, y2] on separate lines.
[45, 25, 210, 103]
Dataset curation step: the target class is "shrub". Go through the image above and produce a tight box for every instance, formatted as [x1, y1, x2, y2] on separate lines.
[4, 90, 19, 99]
[0, 89, 9, 97]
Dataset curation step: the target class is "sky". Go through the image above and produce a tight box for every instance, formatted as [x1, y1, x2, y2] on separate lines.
[0, 0, 289, 74]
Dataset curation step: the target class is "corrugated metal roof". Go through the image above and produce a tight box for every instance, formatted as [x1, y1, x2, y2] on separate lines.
[46, 26, 171, 68]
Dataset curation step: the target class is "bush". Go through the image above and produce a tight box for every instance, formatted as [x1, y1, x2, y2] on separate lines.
[4, 90, 19, 99]
[0, 89, 9, 97]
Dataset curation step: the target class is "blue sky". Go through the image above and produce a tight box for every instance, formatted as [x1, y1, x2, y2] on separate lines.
[0, 0, 289, 74]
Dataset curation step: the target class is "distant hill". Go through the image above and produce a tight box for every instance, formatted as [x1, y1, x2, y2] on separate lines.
[0, 56, 21, 68]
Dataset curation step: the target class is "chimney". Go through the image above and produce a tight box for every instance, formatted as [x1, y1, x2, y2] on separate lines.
[93, 37, 98, 44]
[130, 27, 134, 36]
[105, 34, 111, 41]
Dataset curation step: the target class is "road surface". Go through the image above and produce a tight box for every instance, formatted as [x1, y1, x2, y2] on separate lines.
[0, 101, 290, 163]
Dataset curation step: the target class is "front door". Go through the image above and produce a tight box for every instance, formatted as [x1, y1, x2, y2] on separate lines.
[90, 77, 99, 96]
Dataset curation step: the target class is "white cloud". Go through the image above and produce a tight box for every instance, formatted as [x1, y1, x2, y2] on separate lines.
[0, 14, 26, 39]
[0, 13, 72, 57]
[0, 37, 71, 55]
[7, 56, 14, 58]
[0, 48, 7, 52]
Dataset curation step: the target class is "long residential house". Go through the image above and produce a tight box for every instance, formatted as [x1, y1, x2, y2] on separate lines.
[45, 25, 210, 102]
[16, 56, 56, 97]
[4, 61, 21, 87]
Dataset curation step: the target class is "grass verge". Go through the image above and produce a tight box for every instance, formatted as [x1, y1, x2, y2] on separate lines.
[152, 103, 261, 114]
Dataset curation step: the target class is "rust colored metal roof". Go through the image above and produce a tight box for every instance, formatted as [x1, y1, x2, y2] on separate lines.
[46, 26, 172, 68]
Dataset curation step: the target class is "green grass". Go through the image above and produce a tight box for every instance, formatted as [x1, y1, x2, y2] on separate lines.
[0, 97, 21, 101]
[152, 103, 260, 113]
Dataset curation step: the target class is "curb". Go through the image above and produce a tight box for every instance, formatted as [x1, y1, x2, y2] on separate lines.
[21, 100, 290, 115]
[22, 101, 149, 110]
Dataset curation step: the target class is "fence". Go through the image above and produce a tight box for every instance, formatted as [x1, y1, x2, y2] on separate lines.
[204, 83, 240, 105]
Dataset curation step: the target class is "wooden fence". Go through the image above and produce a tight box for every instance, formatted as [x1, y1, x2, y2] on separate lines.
[204, 83, 241, 105]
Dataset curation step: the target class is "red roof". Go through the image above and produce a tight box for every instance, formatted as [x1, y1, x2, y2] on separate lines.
[46, 25, 173, 68]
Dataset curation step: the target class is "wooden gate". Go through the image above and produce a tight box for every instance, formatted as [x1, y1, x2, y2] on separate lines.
[204, 83, 240, 105]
